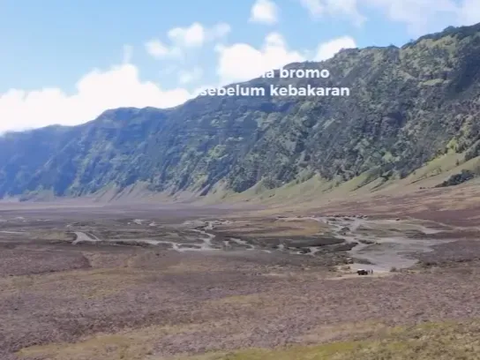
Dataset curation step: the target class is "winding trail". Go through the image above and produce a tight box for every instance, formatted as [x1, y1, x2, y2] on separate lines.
[72, 232, 101, 245]
[227, 237, 255, 250]
[277, 215, 453, 272]
[106, 221, 222, 252]
[69, 216, 455, 273]
[320, 216, 448, 272]
[0, 230, 24, 235]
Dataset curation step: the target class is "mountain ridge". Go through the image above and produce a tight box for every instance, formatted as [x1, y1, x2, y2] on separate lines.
[1, 22, 480, 201]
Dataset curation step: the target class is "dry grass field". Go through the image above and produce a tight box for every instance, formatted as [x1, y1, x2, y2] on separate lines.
[1, 195, 480, 360]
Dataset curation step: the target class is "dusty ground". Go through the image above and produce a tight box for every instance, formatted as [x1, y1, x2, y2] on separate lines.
[1, 201, 480, 359]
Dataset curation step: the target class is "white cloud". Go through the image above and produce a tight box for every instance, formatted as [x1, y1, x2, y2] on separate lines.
[215, 32, 360, 84]
[216, 32, 306, 84]
[458, 0, 480, 25]
[359, 0, 480, 35]
[146, 22, 231, 60]
[299, 0, 324, 17]
[1, 29, 360, 133]
[298, 0, 480, 32]
[314, 36, 357, 61]
[250, 0, 279, 24]
[168, 22, 206, 48]
[178, 67, 203, 84]
[145, 40, 168, 58]
[145, 39, 182, 59]
[208, 23, 231, 40]
[364, 0, 458, 35]
[0, 64, 193, 133]
[328, 0, 365, 25]
[166, 22, 231, 48]
[299, 0, 365, 25]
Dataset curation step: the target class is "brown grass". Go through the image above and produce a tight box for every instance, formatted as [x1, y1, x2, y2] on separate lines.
[4, 204, 480, 359]
[214, 218, 329, 239]
[166, 320, 480, 360]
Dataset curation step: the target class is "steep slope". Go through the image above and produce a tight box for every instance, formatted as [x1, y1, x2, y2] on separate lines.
[1, 23, 480, 200]
[0, 125, 76, 197]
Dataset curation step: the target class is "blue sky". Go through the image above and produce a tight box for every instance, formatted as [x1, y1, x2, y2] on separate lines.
[0, 0, 479, 132]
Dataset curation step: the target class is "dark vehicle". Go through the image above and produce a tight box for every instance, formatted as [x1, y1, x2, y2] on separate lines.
[357, 269, 373, 275]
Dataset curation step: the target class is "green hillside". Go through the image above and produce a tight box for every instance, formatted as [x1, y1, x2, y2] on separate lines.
[1, 23, 480, 200]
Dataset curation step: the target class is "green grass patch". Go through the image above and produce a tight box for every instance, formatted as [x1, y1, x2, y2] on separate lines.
[174, 320, 480, 360]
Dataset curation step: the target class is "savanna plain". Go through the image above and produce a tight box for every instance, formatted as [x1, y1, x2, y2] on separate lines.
[2, 187, 480, 360]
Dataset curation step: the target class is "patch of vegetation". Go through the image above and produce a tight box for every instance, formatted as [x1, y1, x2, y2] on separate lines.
[435, 169, 475, 188]
[175, 321, 480, 360]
